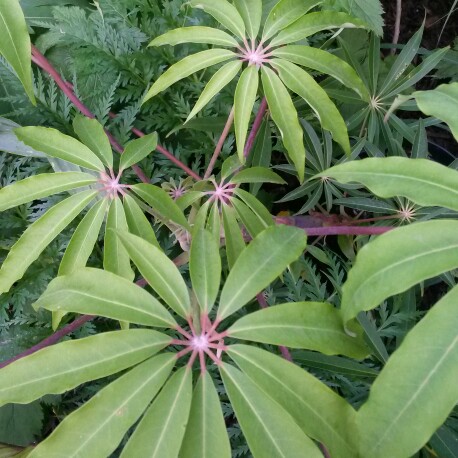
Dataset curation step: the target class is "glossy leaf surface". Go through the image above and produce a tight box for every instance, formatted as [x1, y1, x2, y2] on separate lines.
[119, 132, 158, 171]
[149, 26, 238, 47]
[231, 167, 285, 185]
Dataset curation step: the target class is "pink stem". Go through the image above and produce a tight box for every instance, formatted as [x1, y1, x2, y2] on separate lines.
[199, 350, 207, 373]
[204, 347, 221, 365]
[175, 325, 193, 340]
[208, 330, 228, 342]
[171, 339, 192, 346]
[187, 349, 199, 368]
[244, 97, 268, 158]
[176, 346, 194, 359]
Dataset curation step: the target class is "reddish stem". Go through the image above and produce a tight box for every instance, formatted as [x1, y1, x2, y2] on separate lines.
[244, 97, 268, 158]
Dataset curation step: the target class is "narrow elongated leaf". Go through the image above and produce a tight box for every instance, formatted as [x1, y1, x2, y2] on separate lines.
[262, 0, 323, 41]
[149, 26, 238, 48]
[29, 354, 175, 458]
[356, 285, 458, 458]
[0, 1, 35, 103]
[189, 0, 245, 39]
[132, 183, 190, 229]
[221, 204, 245, 269]
[341, 220, 458, 325]
[228, 302, 369, 359]
[228, 345, 358, 458]
[235, 188, 274, 228]
[180, 372, 231, 458]
[272, 59, 350, 155]
[0, 172, 97, 212]
[271, 12, 368, 46]
[429, 425, 458, 458]
[272, 45, 369, 101]
[218, 225, 307, 320]
[73, 115, 113, 169]
[336, 0, 383, 36]
[121, 366, 192, 458]
[34, 268, 176, 328]
[119, 132, 158, 171]
[15, 127, 105, 172]
[190, 229, 221, 314]
[220, 363, 322, 457]
[317, 157, 458, 212]
[231, 167, 285, 184]
[0, 190, 96, 294]
[233, 0, 262, 40]
[234, 65, 259, 162]
[0, 330, 170, 406]
[116, 231, 191, 319]
[231, 197, 266, 237]
[186, 60, 242, 122]
[144, 49, 236, 103]
[261, 66, 305, 181]
[59, 199, 108, 276]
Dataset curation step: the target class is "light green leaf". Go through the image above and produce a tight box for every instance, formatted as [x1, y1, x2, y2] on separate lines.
[220, 363, 322, 457]
[186, 60, 242, 123]
[231, 197, 266, 238]
[341, 220, 458, 325]
[206, 201, 221, 244]
[119, 132, 158, 171]
[121, 367, 192, 458]
[262, 0, 323, 41]
[261, 66, 305, 182]
[272, 45, 369, 101]
[234, 188, 274, 229]
[14, 127, 105, 172]
[0, 330, 170, 406]
[73, 115, 113, 169]
[228, 302, 369, 359]
[233, 0, 262, 40]
[234, 65, 259, 163]
[272, 58, 350, 155]
[0, 0, 35, 103]
[104, 199, 134, 281]
[271, 12, 368, 47]
[149, 26, 238, 48]
[116, 230, 191, 319]
[176, 191, 205, 211]
[221, 204, 245, 269]
[59, 198, 108, 276]
[356, 285, 458, 458]
[335, 0, 383, 36]
[0, 190, 96, 294]
[231, 166, 285, 185]
[132, 183, 190, 229]
[34, 267, 176, 328]
[189, 0, 245, 39]
[228, 345, 358, 458]
[143, 49, 236, 103]
[317, 157, 458, 212]
[28, 354, 175, 458]
[218, 225, 307, 320]
[180, 372, 231, 458]
[0, 172, 97, 212]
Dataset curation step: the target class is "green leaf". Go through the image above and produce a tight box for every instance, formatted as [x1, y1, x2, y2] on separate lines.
[119, 132, 158, 171]
[0, 190, 96, 294]
[0, 1, 35, 103]
[231, 197, 266, 238]
[189, 0, 245, 39]
[73, 115, 113, 169]
[271, 12, 368, 46]
[0, 172, 97, 212]
[235, 188, 274, 229]
[149, 26, 238, 47]
[123, 194, 159, 248]
[190, 229, 221, 314]
[14, 127, 105, 172]
[221, 204, 245, 269]
[228, 302, 369, 359]
[228, 345, 358, 458]
[262, 0, 323, 41]
[234, 65, 259, 163]
[248, 120, 272, 195]
[0, 330, 170, 406]
[132, 183, 190, 229]
[272, 45, 369, 101]
[272, 58, 350, 155]
[180, 372, 231, 458]
[186, 60, 242, 123]
[116, 230, 191, 319]
[336, 0, 384, 36]
[231, 166, 285, 185]
[318, 157, 458, 212]
[34, 267, 176, 328]
[143, 49, 236, 103]
[341, 220, 458, 326]
[233, 0, 262, 40]
[29, 354, 175, 458]
[356, 285, 458, 458]
[121, 366, 192, 458]
[104, 199, 134, 281]
[429, 425, 458, 458]
[220, 363, 322, 457]
[261, 66, 305, 182]
[218, 225, 307, 320]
